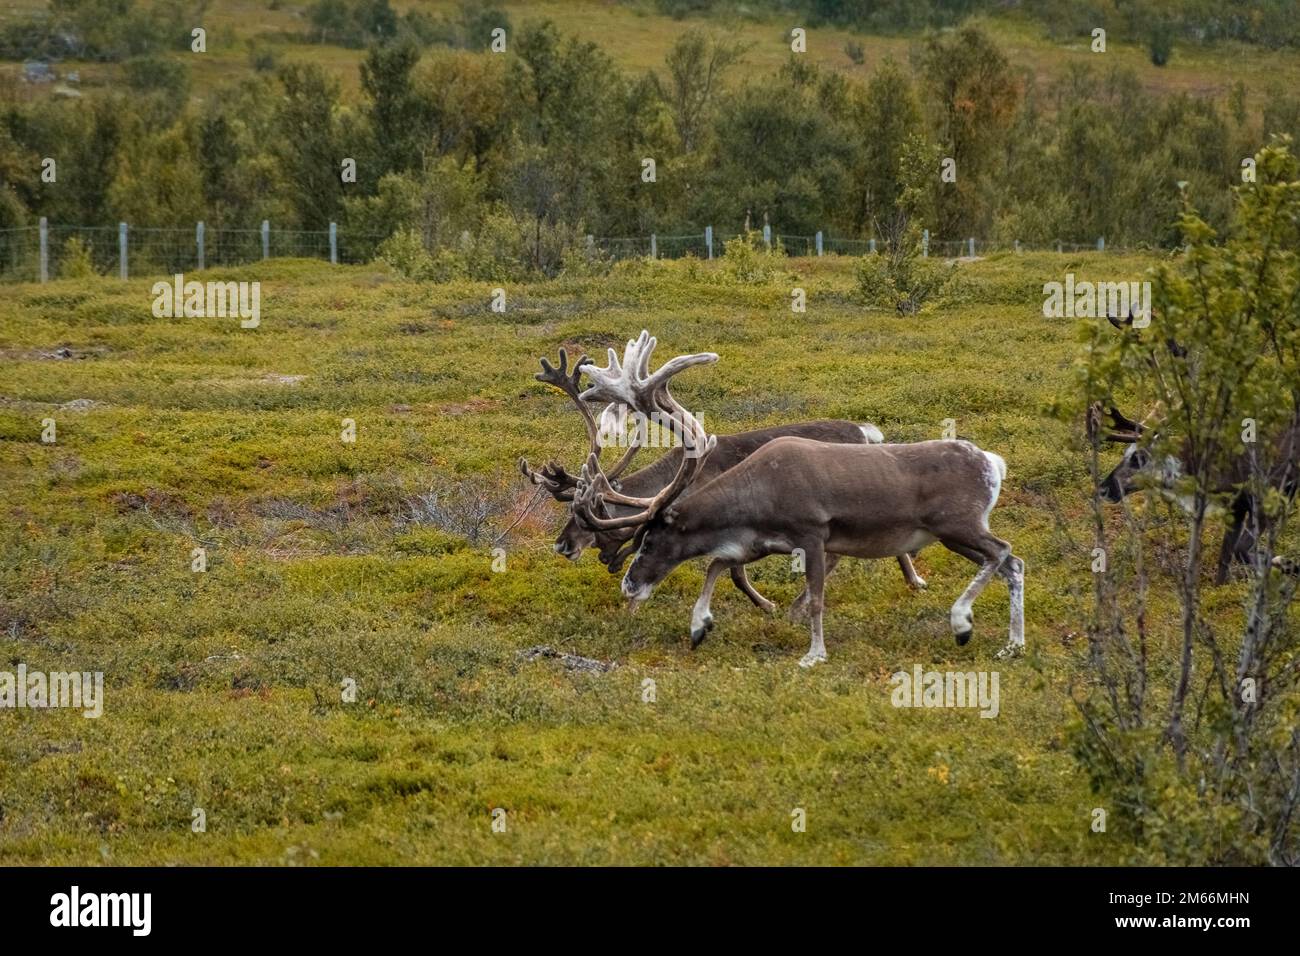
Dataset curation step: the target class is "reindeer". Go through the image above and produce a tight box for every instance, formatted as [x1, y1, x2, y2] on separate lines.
[1090, 403, 1300, 584]
[570, 331, 1025, 666]
[1091, 312, 1300, 584]
[519, 346, 926, 627]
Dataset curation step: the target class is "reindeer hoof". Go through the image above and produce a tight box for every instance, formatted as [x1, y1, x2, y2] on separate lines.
[690, 615, 715, 648]
[910, 577, 928, 591]
[954, 629, 972, 647]
[798, 651, 827, 669]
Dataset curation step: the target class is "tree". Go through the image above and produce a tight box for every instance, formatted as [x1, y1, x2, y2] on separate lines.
[662, 29, 744, 153]
[360, 39, 427, 177]
[1073, 141, 1300, 864]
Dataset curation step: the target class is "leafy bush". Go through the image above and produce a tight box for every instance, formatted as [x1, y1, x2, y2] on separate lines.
[855, 233, 954, 314]
[721, 230, 785, 284]
[59, 236, 97, 279]
[375, 229, 434, 280]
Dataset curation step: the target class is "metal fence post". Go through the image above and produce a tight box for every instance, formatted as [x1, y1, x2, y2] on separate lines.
[922, 229, 929, 258]
[329, 222, 337, 264]
[705, 225, 713, 260]
[1014, 239, 1020, 254]
[762, 224, 771, 250]
[868, 238, 876, 254]
[815, 231, 823, 256]
[650, 233, 657, 259]
[968, 237, 975, 258]
[1057, 239, 1063, 253]
[118, 222, 127, 280]
[261, 220, 270, 260]
[1097, 236, 1105, 252]
[196, 220, 205, 271]
[39, 217, 48, 283]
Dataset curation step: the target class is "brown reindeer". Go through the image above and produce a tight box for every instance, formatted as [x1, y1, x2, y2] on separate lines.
[1092, 311, 1299, 584]
[570, 331, 1024, 666]
[1090, 403, 1300, 584]
[519, 346, 925, 626]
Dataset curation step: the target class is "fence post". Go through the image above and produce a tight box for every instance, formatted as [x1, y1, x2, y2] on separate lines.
[705, 225, 713, 260]
[1097, 236, 1105, 252]
[261, 220, 270, 260]
[1014, 239, 1020, 254]
[118, 222, 127, 280]
[922, 229, 929, 258]
[196, 220, 205, 271]
[868, 238, 876, 254]
[815, 231, 823, 256]
[329, 222, 338, 264]
[39, 217, 48, 283]
[1057, 239, 1063, 253]
[762, 224, 771, 250]
[650, 233, 657, 259]
[968, 237, 975, 258]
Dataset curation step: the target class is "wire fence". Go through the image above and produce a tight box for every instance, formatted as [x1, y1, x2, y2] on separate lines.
[0, 220, 1118, 284]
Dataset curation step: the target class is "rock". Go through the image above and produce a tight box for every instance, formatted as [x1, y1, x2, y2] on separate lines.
[517, 645, 615, 673]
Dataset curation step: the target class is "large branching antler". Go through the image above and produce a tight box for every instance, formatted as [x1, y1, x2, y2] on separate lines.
[572, 330, 717, 532]
[519, 347, 602, 500]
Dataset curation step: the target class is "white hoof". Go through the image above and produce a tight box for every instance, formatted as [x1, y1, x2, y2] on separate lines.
[910, 576, 928, 591]
[798, 651, 827, 669]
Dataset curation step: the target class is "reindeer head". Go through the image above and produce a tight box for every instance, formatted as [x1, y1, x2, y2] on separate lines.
[1089, 402, 1180, 501]
[571, 331, 718, 606]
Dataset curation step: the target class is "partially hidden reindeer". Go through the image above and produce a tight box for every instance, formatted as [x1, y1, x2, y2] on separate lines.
[570, 331, 1025, 666]
[1090, 403, 1300, 583]
[1091, 312, 1300, 584]
[519, 345, 926, 626]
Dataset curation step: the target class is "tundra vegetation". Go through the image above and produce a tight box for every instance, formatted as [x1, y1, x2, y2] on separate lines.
[1, 227, 1296, 863]
[2, 0, 1298, 866]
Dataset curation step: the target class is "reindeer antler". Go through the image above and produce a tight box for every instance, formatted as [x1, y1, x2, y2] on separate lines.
[517, 457, 580, 500]
[572, 331, 717, 532]
[1088, 401, 1145, 444]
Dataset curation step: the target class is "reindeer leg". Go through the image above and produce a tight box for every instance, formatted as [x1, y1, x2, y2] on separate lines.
[790, 553, 839, 620]
[730, 566, 776, 613]
[897, 553, 927, 590]
[690, 560, 730, 648]
[940, 533, 1012, 647]
[995, 554, 1026, 659]
[1215, 501, 1246, 585]
[798, 543, 829, 668]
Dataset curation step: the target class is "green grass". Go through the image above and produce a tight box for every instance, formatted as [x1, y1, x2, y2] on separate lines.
[0, 250, 1250, 864]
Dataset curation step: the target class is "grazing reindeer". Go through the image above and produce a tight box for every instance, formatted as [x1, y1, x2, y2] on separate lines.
[572, 331, 1024, 666]
[519, 347, 926, 617]
[1090, 403, 1300, 584]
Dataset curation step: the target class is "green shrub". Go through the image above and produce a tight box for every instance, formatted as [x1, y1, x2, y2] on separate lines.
[721, 230, 785, 284]
[855, 233, 954, 314]
[60, 236, 97, 279]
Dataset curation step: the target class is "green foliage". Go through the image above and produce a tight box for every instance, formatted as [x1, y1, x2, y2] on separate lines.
[855, 229, 954, 314]
[59, 236, 97, 279]
[720, 229, 785, 284]
[1073, 141, 1300, 865]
